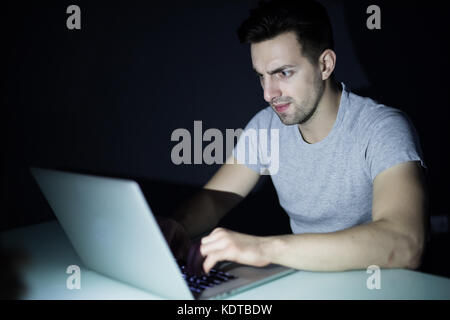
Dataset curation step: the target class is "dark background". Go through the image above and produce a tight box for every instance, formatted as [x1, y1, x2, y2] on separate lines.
[2, 0, 449, 277]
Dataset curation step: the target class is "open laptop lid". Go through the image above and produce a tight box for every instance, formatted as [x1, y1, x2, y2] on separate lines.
[31, 167, 193, 299]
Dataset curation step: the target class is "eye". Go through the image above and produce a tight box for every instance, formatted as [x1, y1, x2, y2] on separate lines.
[279, 70, 293, 78]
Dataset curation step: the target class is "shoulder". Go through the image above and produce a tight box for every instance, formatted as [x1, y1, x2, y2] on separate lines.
[342, 89, 425, 181]
[345, 90, 415, 142]
[244, 106, 284, 130]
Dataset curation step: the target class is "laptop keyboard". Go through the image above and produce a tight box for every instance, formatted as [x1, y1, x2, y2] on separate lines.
[180, 264, 237, 295]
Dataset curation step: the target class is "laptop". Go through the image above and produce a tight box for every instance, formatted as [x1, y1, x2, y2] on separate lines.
[30, 167, 295, 299]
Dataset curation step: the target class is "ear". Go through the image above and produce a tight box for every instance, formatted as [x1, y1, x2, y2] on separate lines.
[319, 49, 337, 80]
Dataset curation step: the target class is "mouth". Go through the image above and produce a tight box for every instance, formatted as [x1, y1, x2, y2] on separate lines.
[273, 103, 290, 113]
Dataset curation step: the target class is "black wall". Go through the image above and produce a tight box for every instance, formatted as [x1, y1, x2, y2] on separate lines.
[3, 0, 450, 241]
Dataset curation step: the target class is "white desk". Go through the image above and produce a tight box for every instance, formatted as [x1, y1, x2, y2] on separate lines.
[2, 221, 450, 300]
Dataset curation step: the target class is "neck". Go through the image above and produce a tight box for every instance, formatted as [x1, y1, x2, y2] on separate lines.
[298, 80, 342, 144]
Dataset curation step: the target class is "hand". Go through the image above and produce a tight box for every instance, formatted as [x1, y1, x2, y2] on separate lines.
[199, 227, 270, 274]
[156, 216, 191, 262]
[185, 240, 206, 276]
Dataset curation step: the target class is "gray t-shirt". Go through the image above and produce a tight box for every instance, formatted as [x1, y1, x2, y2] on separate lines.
[232, 83, 426, 234]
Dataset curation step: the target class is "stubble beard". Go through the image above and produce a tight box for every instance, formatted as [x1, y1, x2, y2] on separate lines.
[276, 77, 325, 126]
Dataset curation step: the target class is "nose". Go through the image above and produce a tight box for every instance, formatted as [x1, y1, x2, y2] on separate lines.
[262, 78, 282, 103]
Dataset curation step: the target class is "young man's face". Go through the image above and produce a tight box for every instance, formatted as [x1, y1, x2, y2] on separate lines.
[251, 31, 325, 125]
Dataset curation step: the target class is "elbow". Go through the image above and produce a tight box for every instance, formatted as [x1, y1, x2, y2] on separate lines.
[401, 234, 425, 270]
[406, 238, 424, 270]
[386, 233, 424, 270]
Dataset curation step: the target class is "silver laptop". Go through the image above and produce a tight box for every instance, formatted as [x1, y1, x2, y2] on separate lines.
[30, 167, 295, 299]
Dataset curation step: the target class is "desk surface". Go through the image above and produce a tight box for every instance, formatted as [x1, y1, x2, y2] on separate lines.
[2, 221, 450, 300]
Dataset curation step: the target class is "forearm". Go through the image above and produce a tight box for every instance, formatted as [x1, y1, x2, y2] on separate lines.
[263, 219, 422, 271]
[173, 188, 243, 238]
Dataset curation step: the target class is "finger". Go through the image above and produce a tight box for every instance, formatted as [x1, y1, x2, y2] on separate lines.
[203, 252, 224, 274]
[200, 237, 228, 257]
[202, 243, 237, 274]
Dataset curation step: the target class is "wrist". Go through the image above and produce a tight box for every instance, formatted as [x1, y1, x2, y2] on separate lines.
[259, 235, 285, 265]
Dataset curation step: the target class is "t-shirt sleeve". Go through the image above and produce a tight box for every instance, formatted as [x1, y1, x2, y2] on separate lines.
[365, 110, 426, 182]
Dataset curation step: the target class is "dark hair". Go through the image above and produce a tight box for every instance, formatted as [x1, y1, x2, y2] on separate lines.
[237, 0, 334, 65]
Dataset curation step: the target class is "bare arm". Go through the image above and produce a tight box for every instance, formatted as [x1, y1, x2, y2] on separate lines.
[203, 155, 260, 196]
[173, 155, 260, 238]
[201, 161, 427, 272]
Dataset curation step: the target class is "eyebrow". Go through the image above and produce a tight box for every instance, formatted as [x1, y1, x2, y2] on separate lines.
[253, 64, 296, 76]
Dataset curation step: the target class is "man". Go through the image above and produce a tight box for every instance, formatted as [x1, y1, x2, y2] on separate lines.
[172, 0, 427, 275]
